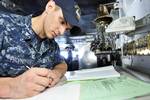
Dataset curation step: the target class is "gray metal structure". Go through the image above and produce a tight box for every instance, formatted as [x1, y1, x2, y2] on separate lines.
[116, 0, 150, 75]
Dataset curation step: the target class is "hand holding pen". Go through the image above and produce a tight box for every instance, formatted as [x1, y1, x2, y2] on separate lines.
[10, 67, 52, 98]
[24, 65, 61, 88]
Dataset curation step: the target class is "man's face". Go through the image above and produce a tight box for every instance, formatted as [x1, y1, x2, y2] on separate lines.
[44, 6, 71, 39]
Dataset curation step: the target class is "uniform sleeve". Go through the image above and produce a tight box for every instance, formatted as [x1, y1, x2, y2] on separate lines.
[53, 42, 65, 66]
[0, 26, 4, 50]
[0, 24, 5, 76]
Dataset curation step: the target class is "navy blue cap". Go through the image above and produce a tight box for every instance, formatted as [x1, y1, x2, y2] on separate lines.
[54, 0, 79, 27]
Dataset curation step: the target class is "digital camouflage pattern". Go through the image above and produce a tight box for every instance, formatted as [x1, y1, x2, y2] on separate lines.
[0, 12, 64, 77]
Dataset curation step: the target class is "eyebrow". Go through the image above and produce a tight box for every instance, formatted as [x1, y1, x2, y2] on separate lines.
[59, 17, 72, 29]
[59, 17, 67, 24]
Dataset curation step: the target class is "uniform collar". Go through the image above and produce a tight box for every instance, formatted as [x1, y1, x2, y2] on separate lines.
[21, 15, 52, 53]
[21, 14, 36, 40]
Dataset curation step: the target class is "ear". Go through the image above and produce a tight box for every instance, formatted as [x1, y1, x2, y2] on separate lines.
[45, 0, 56, 13]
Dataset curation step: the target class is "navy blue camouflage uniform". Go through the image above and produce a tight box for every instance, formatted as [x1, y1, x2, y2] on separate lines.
[0, 12, 64, 77]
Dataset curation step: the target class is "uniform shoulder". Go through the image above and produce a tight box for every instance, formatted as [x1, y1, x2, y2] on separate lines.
[0, 12, 27, 26]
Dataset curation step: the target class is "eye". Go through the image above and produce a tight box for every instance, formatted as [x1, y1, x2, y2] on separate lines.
[60, 20, 66, 25]
[66, 28, 70, 31]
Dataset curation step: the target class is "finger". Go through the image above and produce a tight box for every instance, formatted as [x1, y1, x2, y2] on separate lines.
[34, 76, 50, 87]
[49, 81, 56, 87]
[48, 76, 53, 83]
[32, 83, 46, 92]
[48, 70, 57, 79]
[49, 78, 59, 87]
[48, 77, 54, 87]
[49, 70, 62, 79]
[32, 68, 49, 77]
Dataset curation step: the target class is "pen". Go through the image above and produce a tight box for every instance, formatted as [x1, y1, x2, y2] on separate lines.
[25, 65, 31, 69]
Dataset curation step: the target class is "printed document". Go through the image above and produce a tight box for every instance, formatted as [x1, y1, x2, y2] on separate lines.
[65, 65, 120, 81]
[79, 75, 150, 100]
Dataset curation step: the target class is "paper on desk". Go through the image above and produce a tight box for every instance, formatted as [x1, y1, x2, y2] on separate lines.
[1, 77, 80, 100]
[22, 83, 80, 100]
[3, 84, 80, 100]
[79, 75, 150, 100]
[65, 65, 120, 81]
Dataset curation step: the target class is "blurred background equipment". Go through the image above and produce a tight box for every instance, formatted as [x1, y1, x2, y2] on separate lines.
[1, 0, 150, 77]
[90, 4, 121, 67]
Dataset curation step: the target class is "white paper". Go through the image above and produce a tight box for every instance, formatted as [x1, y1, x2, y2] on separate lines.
[1, 77, 80, 100]
[21, 83, 80, 100]
[65, 65, 120, 81]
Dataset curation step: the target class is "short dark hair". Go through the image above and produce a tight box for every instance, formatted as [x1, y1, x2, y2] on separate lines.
[32, 0, 50, 17]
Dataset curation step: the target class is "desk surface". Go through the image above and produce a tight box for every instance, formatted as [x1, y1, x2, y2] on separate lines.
[67, 67, 150, 100]
[119, 68, 150, 100]
[1, 67, 150, 100]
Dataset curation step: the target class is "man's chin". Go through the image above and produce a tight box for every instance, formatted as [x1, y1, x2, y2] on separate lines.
[46, 34, 54, 39]
[48, 37, 54, 39]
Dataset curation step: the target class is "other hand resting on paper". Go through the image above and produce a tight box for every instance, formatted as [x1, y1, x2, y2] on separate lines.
[48, 63, 67, 87]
